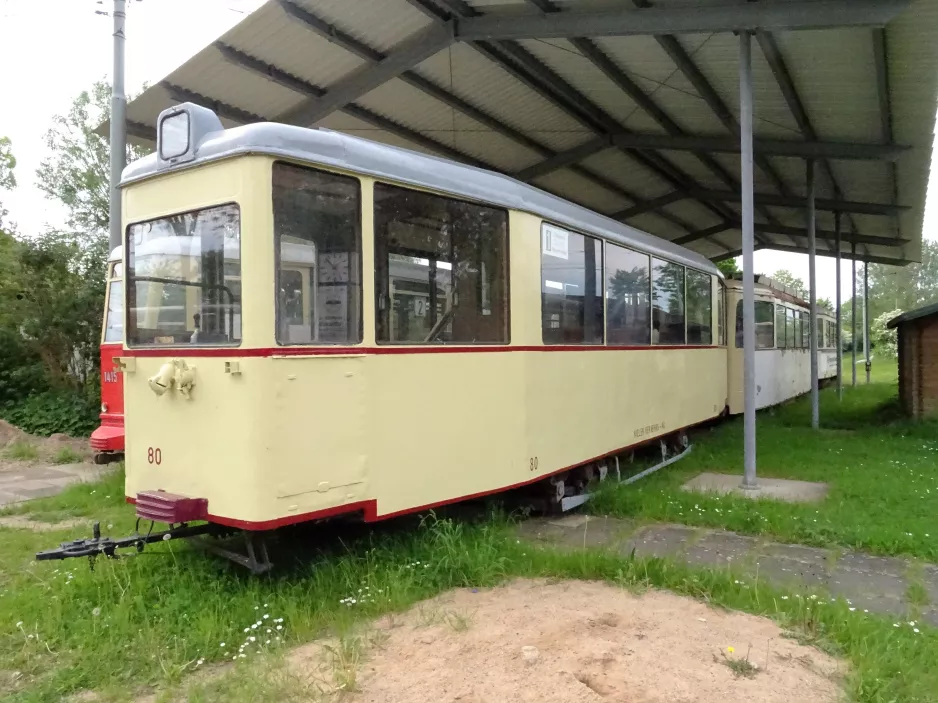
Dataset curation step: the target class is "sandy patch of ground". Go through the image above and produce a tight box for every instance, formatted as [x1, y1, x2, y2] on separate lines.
[290, 579, 844, 703]
[0, 419, 92, 472]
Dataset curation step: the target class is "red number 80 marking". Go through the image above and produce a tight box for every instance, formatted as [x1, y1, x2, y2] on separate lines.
[147, 447, 162, 465]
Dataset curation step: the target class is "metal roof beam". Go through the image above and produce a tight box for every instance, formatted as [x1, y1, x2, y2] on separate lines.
[616, 132, 904, 160]
[514, 137, 609, 181]
[456, 1, 909, 42]
[757, 32, 869, 255]
[673, 223, 733, 245]
[275, 2, 686, 231]
[163, 82, 487, 169]
[751, 223, 908, 247]
[611, 191, 686, 220]
[215, 42, 690, 234]
[630, 0, 797, 234]
[763, 242, 907, 266]
[527, 132, 905, 170]
[693, 188, 906, 215]
[279, 22, 455, 127]
[521, 0, 777, 242]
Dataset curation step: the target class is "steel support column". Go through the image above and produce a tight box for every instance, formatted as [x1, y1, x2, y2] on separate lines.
[852, 242, 858, 386]
[108, 0, 127, 253]
[835, 212, 843, 400]
[740, 31, 757, 489]
[864, 262, 871, 383]
[807, 160, 819, 429]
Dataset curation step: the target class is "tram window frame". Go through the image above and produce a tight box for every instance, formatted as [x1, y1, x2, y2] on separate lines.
[652, 258, 685, 345]
[374, 182, 510, 345]
[605, 242, 650, 345]
[775, 304, 787, 349]
[735, 299, 775, 349]
[126, 202, 242, 348]
[717, 284, 726, 346]
[685, 269, 712, 345]
[273, 162, 364, 346]
[541, 222, 603, 345]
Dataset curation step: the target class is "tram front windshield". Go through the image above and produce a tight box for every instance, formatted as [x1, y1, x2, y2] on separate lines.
[126, 204, 242, 347]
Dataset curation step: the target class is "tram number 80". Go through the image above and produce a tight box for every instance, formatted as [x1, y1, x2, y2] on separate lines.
[147, 447, 162, 465]
[529, 456, 539, 472]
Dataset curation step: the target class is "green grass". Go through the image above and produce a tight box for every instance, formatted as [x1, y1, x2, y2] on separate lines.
[1, 359, 936, 701]
[51, 447, 83, 466]
[591, 358, 938, 561]
[3, 440, 39, 461]
[0, 490, 936, 702]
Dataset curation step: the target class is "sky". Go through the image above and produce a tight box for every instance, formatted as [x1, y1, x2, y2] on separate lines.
[0, 0, 934, 305]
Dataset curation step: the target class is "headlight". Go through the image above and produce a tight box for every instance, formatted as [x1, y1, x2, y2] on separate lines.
[101, 403, 108, 413]
[159, 111, 190, 160]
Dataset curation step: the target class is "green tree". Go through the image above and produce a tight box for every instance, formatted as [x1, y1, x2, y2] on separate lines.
[716, 257, 739, 277]
[771, 269, 807, 298]
[818, 297, 833, 314]
[36, 80, 148, 237]
[0, 136, 15, 229]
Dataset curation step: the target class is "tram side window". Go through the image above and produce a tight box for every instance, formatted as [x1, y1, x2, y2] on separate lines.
[775, 304, 787, 349]
[541, 223, 603, 344]
[786, 308, 795, 348]
[735, 300, 775, 349]
[273, 163, 362, 344]
[652, 258, 685, 345]
[103, 279, 124, 343]
[127, 203, 241, 347]
[606, 243, 649, 344]
[374, 183, 509, 344]
[686, 270, 712, 344]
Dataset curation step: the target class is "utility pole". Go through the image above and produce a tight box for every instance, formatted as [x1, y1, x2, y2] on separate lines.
[108, 0, 127, 253]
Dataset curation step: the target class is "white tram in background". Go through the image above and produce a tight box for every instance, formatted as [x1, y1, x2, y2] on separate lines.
[725, 276, 838, 415]
[38, 103, 844, 570]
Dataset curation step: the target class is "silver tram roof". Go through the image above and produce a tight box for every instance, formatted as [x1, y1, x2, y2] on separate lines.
[123, 103, 719, 277]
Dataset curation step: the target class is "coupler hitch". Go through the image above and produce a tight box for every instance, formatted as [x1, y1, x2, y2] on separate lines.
[35, 520, 212, 570]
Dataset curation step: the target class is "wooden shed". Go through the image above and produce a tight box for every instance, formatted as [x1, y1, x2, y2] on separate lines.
[888, 303, 938, 419]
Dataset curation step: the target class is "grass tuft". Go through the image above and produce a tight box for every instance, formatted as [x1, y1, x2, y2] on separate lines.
[52, 447, 83, 465]
[3, 440, 39, 461]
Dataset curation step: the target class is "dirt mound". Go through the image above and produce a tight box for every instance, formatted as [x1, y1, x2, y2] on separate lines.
[291, 579, 844, 703]
[0, 420, 25, 448]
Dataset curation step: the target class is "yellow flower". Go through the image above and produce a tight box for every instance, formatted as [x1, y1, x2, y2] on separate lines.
[727, 646, 735, 654]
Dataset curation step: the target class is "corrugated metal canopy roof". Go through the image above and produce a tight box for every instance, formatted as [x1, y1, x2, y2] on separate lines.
[111, 0, 938, 266]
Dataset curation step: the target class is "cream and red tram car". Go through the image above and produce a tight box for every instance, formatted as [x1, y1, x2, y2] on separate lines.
[111, 103, 727, 532]
[725, 276, 839, 415]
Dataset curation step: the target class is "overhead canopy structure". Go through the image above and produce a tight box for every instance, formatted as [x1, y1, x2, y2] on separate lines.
[110, 0, 938, 266]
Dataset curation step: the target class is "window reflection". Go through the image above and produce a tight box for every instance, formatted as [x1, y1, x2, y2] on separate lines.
[686, 270, 712, 344]
[735, 300, 775, 349]
[374, 184, 509, 344]
[541, 224, 603, 344]
[273, 163, 362, 345]
[606, 244, 649, 345]
[652, 258, 685, 345]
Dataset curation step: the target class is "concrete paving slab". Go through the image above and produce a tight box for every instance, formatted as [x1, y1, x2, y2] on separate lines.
[684, 531, 758, 568]
[621, 524, 700, 560]
[13, 485, 66, 500]
[758, 542, 831, 568]
[681, 472, 828, 503]
[836, 552, 910, 578]
[754, 555, 829, 590]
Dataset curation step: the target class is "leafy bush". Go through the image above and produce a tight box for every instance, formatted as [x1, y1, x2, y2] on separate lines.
[871, 308, 902, 359]
[0, 328, 48, 406]
[1, 388, 99, 437]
